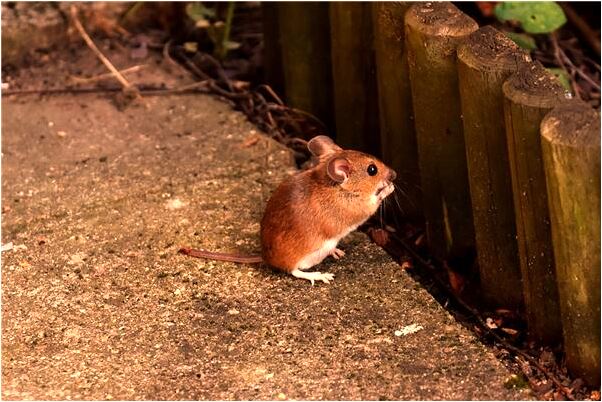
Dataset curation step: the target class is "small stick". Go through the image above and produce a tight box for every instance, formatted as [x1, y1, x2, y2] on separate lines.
[560, 3, 601, 56]
[3, 81, 210, 97]
[257, 84, 284, 105]
[70, 5, 138, 94]
[551, 33, 600, 92]
[389, 232, 575, 400]
[70, 65, 146, 84]
[162, 40, 181, 69]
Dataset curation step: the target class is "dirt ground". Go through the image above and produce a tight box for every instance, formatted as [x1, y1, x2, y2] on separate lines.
[1, 43, 532, 400]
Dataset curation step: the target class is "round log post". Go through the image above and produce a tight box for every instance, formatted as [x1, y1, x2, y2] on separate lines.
[541, 102, 601, 387]
[277, 2, 334, 133]
[502, 62, 570, 344]
[261, 3, 285, 98]
[372, 2, 423, 223]
[404, 2, 478, 261]
[330, 3, 381, 156]
[457, 26, 531, 310]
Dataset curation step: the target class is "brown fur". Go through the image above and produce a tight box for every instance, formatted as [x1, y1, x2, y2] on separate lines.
[260, 149, 395, 272]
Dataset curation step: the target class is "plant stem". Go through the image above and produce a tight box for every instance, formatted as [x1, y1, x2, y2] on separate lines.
[219, 2, 236, 60]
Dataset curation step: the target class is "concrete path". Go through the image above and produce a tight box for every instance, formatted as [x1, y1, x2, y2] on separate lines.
[1, 91, 531, 400]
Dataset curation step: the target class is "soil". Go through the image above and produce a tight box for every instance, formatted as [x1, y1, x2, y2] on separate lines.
[1, 42, 532, 400]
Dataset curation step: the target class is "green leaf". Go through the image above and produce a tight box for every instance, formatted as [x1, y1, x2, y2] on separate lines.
[495, 2, 567, 34]
[505, 32, 538, 50]
[547, 68, 572, 92]
[186, 3, 215, 22]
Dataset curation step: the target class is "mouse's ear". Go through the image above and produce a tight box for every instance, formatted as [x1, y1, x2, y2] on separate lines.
[327, 157, 351, 183]
[308, 135, 342, 157]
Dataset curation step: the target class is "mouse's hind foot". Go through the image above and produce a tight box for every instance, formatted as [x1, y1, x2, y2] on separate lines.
[291, 269, 334, 285]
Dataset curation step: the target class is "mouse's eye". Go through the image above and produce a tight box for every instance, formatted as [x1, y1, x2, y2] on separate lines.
[367, 164, 378, 176]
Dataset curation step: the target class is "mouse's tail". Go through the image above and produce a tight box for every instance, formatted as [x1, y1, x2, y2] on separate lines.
[178, 247, 263, 264]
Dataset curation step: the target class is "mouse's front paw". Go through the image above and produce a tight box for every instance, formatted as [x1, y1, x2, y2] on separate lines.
[330, 248, 345, 260]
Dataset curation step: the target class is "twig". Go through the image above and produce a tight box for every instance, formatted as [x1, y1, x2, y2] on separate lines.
[70, 65, 146, 84]
[194, 52, 233, 91]
[179, 53, 212, 81]
[389, 232, 575, 400]
[551, 33, 600, 92]
[258, 84, 284, 105]
[162, 40, 180, 69]
[70, 5, 137, 93]
[559, 3, 601, 56]
[3, 81, 210, 97]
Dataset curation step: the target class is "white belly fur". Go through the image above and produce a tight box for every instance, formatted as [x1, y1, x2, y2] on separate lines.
[295, 225, 359, 270]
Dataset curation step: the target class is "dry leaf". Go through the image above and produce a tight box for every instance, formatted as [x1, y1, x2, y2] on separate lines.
[369, 228, 389, 247]
[242, 135, 260, 148]
[400, 260, 413, 270]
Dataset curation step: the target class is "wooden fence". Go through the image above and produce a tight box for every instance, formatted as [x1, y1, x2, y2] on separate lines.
[262, 1, 600, 387]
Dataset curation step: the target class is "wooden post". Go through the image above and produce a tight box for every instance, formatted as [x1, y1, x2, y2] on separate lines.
[277, 2, 334, 133]
[541, 102, 601, 387]
[261, 3, 285, 98]
[404, 2, 478, 260]
[372, 2, 422, 223]
[457, 26, 531, 309]
[502, 62, 569, 344]
[330, 3, 380, 156]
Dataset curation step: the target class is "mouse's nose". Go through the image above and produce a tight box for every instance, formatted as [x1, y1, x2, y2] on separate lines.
[388, 169, 397, 181]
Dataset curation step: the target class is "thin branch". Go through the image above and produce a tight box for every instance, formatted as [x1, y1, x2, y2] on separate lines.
[69, 5, 136, 92]
[551, 32, 601, 92]
[257, 84, 284, 105]
[70, 65, 146, 84]
[559, 3, 601, 56]
[3, 81, 210, 97]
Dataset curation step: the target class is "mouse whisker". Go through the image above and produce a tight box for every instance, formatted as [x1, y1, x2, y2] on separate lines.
[393, 183, 418, 211]
[391, 188, 405, 216]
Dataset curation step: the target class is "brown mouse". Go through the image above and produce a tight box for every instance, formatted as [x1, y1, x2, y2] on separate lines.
[179, 135, 397, 285]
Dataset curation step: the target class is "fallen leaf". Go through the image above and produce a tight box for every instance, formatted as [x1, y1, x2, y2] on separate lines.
[1, 242, 14, 252]
[476, 1, 497, 17]
[400, 260, 413, 270]
[446, 267, 466, 294]
[500, 327, 519, 336]
[242, 135, 260, 148]
[369, 228, 389, 247]
[486, 317, 498, 329]
[532, 380, 553, 394]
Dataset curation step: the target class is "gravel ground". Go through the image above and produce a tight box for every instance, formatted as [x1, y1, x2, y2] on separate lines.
[1, 88, 532, 400]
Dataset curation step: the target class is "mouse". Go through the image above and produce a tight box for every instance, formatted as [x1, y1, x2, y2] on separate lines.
[179, 135, 397, 285]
